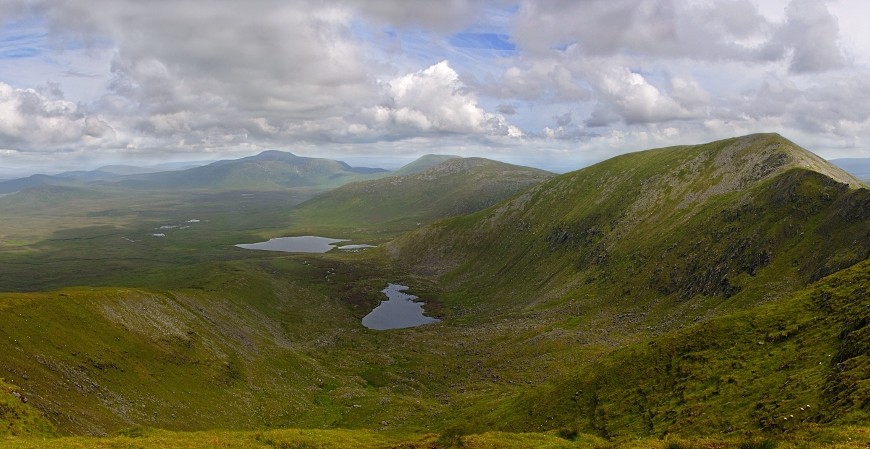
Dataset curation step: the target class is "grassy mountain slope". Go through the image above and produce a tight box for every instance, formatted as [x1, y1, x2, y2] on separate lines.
[119, 151, 388, 190]
[391, 154, 461, 177]
[382, 132, 869, 435]
[390, 134, 867, 309]
[288, 157, 554, 237]
[0, 378, 56, 437]
[496, 258, 869, 437]
[0, 259, 441, 435]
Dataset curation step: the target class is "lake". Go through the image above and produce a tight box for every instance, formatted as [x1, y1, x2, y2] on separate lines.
[362, 284, 440, 330]
[235, 236, 349, 253]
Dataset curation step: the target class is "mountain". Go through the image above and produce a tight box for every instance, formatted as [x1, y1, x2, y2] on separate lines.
[288, 157, 554, 236]
[831, 157, 870, 181]
[390, 154, 461, 176]
[391, 133, 865, 288]
[386, 133, 869, 433]
[119, 150, 388, 190]
[0, 168, 158, 194]
[0, 174, 66, 194]
[96, 165, 164, 176]
[0, 152, 387, 194]
[0, 168, 155, 194]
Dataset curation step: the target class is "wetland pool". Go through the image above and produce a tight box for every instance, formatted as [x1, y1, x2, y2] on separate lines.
[362, 284, 440, 330]
[236, 236, 349, 253]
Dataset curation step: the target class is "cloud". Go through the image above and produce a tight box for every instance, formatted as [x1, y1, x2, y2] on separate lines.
[497, 103, 517, 115]
[362, 61, 522, 137]
[590, 66, 701, 125]
[352, 0, 483, 32]
[512, 0, 772, 61]
[0, 81, 115, 148]
[487, 61, 589, 101]
[775, 0, 846, 73]
[0, 0, 868, 173]
[555, 112, 572, 126]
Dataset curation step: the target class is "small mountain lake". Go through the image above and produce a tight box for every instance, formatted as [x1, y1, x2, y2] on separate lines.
[236, 236, 349, 253]
[362, 284, 440, 330]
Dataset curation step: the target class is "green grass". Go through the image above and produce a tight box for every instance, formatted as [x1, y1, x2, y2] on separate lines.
[1, 426, 868, 448]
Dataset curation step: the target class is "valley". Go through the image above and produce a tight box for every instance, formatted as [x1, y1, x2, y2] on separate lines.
[0, 134, 868, 448]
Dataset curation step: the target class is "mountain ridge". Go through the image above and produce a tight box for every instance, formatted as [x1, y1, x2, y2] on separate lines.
[388, 133, 868, 308]
[391, 154, 462, 176]
[287, 156, 553, 237]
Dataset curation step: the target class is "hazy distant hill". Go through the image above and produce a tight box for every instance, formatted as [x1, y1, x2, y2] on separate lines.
[831, 157, 870, 181]
[390, 154, 461, 176]
[0, 167, 164, 193]
[119, 150, 388, 190]
[289, 156, 554, 235]
[96, 165, 165, 175]
[0, 151, 388, 194]
[0, 174, 67, 194]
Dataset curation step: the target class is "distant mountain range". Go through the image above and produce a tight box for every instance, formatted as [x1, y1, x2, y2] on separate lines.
[0, 151, 391, 194]
[831, 157, 870, 181]
[2, 150, 868, 195]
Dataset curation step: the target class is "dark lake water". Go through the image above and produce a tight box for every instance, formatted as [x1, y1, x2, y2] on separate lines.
[362, 284, 440, 330]
[235, 236, 348, 253]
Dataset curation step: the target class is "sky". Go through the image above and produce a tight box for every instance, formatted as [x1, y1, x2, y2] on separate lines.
[1, 0, 870, 175]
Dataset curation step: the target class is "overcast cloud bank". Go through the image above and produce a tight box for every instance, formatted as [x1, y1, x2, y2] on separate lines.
[1, 0, 869, 173]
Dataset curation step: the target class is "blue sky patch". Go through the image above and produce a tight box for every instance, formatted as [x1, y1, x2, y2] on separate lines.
[0, 47, 40, 59]
[0, 18, 47, 60]
[449, 33, 516, 52]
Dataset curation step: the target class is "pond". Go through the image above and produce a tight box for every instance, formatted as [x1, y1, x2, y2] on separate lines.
[362, 284, 440, 330]
[235, 236, 349, 253]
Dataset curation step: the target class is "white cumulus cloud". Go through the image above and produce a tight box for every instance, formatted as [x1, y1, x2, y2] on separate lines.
[363, 61, 522, 137]
[0, 82, 115, 148]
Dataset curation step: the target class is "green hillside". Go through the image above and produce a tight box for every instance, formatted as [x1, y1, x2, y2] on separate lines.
[288, 157, 553, 237]
[494, 258, 870, 436]
[0, 378, 56, 437]
[390, 134, 867, 308]
[384, 133, 869, 433]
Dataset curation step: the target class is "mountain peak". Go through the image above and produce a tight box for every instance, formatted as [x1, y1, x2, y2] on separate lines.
[392, 154, 462, 176]
[706, 133, 864, 189]
[247, 150, 300, 161]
